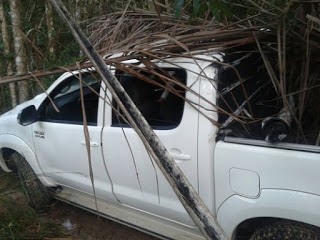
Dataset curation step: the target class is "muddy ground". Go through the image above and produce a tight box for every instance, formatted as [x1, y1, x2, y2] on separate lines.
[45, 201, 158, 240]
[0, 171, 158, 240]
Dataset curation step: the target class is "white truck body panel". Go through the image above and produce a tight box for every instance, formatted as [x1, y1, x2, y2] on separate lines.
[218, 190, 320, 238]
[214, 141, 320, 209]
[0, 55, 319, 240]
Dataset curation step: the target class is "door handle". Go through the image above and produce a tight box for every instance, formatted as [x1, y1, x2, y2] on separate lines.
[170, 153, 191, 161]
[81, 140, 99, 147]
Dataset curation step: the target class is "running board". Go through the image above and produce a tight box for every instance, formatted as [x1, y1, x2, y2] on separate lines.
[55, 188, 205, 240]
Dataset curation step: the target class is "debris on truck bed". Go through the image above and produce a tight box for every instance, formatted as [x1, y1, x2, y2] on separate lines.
[87, 11, 320, 145]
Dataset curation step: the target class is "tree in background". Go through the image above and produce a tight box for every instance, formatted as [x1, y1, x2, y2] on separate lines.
[10, 0, 29, 103]
[45, 0, 55, 61]
[0, 0, 17, 107]
[0, 0, 86, 109]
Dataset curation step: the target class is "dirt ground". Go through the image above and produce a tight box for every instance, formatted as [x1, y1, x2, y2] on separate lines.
[46, 201, 159, 240]
[0, 171, 158, 240]
[4, 191, 159, 240]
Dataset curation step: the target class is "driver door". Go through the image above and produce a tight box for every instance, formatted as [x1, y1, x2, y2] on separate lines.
[32, 72, 103, 194]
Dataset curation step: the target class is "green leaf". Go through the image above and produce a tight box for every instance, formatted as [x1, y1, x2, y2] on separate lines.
[192, 0, 201, 16]
[207, 0, 232, 21]
[208, 0, 221, 21]
[174, 0, 185, 17]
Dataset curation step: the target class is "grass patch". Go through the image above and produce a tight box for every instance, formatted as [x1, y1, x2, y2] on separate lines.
[0, 171, 65, 239]
[0, 170, 19, 191]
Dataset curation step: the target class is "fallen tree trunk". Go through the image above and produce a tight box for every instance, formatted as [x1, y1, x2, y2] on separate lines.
[49, 0, 228, 239]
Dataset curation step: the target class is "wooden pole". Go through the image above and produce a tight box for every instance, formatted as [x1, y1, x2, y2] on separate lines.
[0, 63, 93, 85]
[49, 1, 228, 239]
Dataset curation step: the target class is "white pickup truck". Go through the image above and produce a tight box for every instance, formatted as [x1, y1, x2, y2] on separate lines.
[0, 54, 320, 240]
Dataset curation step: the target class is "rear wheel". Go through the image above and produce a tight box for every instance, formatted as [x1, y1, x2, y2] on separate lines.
[249, 221, 320, 240]
[10, 153, 52, 210]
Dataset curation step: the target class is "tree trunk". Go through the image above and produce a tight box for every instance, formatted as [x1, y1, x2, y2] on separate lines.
[0, 0, 17, 107]
[75, 0, 81, 21]
[10, 0, 29, 103]
[45, 0, 55, 60]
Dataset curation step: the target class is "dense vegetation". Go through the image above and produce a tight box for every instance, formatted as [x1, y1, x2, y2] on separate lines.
[0, 1, 319, 141]
[0, 0, 152, 111]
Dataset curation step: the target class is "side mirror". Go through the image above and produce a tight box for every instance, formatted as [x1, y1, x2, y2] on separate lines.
[17, 105, 39, 126]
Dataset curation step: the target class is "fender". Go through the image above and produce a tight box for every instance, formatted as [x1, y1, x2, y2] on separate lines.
[0, 134, 56, 187]
[217, 189, 320, 238]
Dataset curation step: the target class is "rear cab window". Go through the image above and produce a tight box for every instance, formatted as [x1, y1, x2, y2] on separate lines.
[112, 67, 187, 130]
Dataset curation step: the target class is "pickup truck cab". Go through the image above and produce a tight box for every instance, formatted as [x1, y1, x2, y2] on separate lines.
[1, 53, 320, 240]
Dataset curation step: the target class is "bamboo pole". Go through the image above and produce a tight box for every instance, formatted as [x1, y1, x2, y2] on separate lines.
[49, 1, 228, 239]
[0, 63, 93, 85]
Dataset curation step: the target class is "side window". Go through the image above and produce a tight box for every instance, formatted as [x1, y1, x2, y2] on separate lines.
[112, 68, 187, 129]
[41, 72, 101, 125]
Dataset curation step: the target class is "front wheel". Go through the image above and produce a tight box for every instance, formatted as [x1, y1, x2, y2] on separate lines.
[249, 221, 320, 240]
[11, 153, 52, 210]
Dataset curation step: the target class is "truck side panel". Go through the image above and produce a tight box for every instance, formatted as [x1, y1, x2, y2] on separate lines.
[0, 134, 55, 186]
[217, 189, 320, 238]
[214, 141, 320, 236]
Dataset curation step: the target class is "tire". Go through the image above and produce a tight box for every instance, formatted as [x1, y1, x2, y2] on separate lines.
[2, 149, 17, 173]
[249, 221, 320, 240]
[10, 153, 52, 211]
[4, 158, 17, 173]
